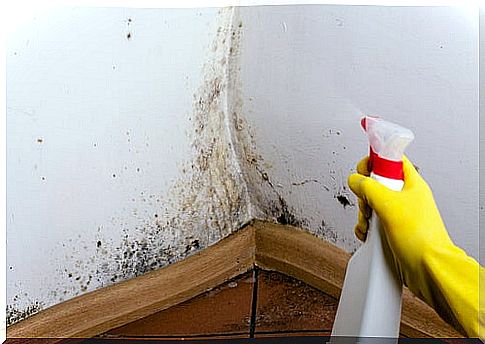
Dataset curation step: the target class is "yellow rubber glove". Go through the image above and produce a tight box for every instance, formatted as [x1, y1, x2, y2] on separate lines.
[348, 156, 484, 338]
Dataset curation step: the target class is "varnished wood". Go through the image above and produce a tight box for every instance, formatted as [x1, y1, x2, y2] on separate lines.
[7, 220, 462, 339]
[105, 272, 254, 338]
[254, 220, 349, 301]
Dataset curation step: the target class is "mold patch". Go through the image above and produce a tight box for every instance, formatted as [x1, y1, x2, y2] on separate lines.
[273, 196, 307, 228]
[221, 9, 360, 254]
[92, 7, 252, 285]
[318, 219, 344, 246]
[336, 194, 352, 208]
[224, 12, 310, 230]
[220, 27, 301, 226]
[6, 301, 43, 326]
[6, 8, 253, 325]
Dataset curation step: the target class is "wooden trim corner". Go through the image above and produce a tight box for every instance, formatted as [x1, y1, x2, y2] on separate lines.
[7, 220, 462, 339]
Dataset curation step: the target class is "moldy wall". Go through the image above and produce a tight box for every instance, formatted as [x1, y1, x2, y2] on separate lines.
[7, 7, 251, 325]
[237, 5, 479, 255]
[6, 5, 479, 326]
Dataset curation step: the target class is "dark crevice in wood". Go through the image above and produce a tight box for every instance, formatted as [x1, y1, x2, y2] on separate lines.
[256, 329, 332, 334]
[249, 267, 259, 338]
[102, 331, 249, 339]
[103, 328, 332, 339]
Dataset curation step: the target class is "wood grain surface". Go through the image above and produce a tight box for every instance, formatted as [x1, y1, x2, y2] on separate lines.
[104, 272, 254, 338]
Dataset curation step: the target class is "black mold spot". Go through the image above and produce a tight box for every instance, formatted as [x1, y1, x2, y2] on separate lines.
[250, 157, 309, 228]
[104, 226, 180, 281]
[37, 138, 43, 143]
[112, 174, 116, 178]
[291, 179, 319, 186]
[336, 194, 351, 208]
[319, 219, 340, 244]
[126, 32, 132, 40]
[185, 239, 200, 254]
[6, 301, 43, 326]
[275, 196, 304, 227]
[97, 241, 102, 248]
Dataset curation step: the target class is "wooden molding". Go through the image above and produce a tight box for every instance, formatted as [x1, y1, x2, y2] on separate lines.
[255, 220, 349, 301]
[7, 220, 461, 339]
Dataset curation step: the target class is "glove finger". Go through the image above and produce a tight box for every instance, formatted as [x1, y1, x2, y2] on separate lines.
[354, 225, 367, 242]
[356, 156, 370, 176]
[348, 173, 393, 211]
[358, 198, 372, 219]
[402, 155, 425, 191]
[354, 210, 369, 242]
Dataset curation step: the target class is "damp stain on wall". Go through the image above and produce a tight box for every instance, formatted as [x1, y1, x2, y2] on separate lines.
[90, 7, 251, 288]
[89, 7, 252, 284]
[6, 7, 253, 326]
[229, 97, 310, 229]
[223, 14, 310, 229]
[226, 9, 362, 252]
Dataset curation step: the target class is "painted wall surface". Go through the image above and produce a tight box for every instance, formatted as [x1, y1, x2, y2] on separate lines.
[238, 5, 479, 255]
[7, 7, 250, 324]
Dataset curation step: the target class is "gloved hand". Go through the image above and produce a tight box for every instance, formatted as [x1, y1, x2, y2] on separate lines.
[348, 156, 483, 338]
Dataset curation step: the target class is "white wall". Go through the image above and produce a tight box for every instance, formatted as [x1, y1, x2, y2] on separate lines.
[238, 5, 479, 255]
[7, 6, 250, 325]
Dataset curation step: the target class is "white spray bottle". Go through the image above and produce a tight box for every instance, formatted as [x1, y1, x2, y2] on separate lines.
[330, 116, 414, 343]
